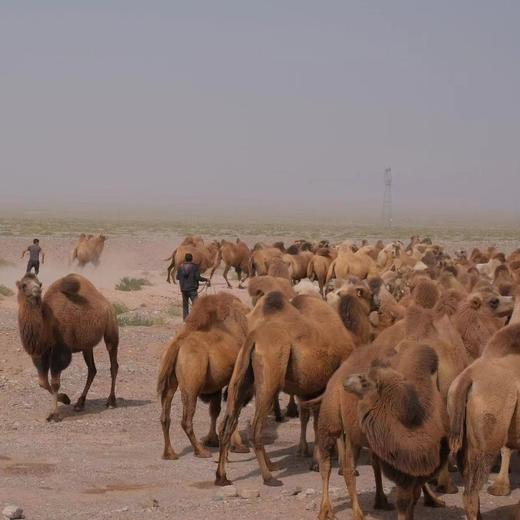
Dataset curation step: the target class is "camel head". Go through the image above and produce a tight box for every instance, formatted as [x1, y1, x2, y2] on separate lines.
[468, 291, 514, 318]
[16, 274, 42, 305]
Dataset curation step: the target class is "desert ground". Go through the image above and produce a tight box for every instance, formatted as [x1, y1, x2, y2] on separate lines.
[1, 219, 520, 520]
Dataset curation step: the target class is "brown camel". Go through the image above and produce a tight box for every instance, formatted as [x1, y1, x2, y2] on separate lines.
[16, 273, 119, 422]
[326, 243, 379, 283]
[70, 234, 107, 267]
[157, 293, 250, 459]
[307, 250, 334, 296]
[249, 246, 283, 276]
[343, 342, 448, 520]
[209, 239, 250, 289]
[282, 246, 313, 284]
[267, 256, 291, 279]
[215, 291, 355, 487]
[448, 322, 520, 520]
[165, 240, 220, 284]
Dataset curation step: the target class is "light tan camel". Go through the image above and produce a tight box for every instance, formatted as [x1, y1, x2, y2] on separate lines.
[282, 246, 313, 284]
[157, 293, 250, 459]
[16, 273, 119, 421]
[448, 322, 520, 520]
[70, 234, 107, 267]
[307, 250, 334, 296]
[215, 291, 355, 487]
[165, 240, 220, 284]
[209, 239, 250, 288]
[249, 246, 283, 276]
[326, 243, 379, 283]
[247, 275, 295, 307]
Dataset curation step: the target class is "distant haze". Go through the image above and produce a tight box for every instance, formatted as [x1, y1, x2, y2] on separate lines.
[1, 1, 520, 224]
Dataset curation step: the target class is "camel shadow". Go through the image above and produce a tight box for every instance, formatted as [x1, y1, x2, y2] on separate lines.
[60, 397, 151, 420]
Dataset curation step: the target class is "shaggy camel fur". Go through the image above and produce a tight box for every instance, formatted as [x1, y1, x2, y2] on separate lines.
[307, 250, 334, 296]
[209, 239, 250, 289]
[157, 293, 250, 459]
[326, 243, 379, 283]
[246, 275, 295, 307]
[448, 323, 520, 520]
[165, 240, 220, 284]
[282, 247, 313, 284]
[215, 292, 355, 487]
[17, 273, 119, 421]
[344, 343, 449, 520]
[70, 234, 107, 267]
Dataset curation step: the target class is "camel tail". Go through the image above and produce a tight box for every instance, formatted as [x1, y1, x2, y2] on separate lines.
[307, 257, 315, 280]
[299, 393, 324, 410]
[225, 332, 256, 416]
[448, 371, 472, 455]
[157, 340, 181, 398]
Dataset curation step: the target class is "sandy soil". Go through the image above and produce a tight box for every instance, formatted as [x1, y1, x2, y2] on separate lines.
[1, 233, 519, 520]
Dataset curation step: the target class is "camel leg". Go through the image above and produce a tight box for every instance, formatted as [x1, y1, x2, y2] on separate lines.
[230, 426, 250, 453]
[286, 394, 299, 418]
[462, 447, 495, 520]
[310, 406, 320, 471]
[340, 435, 365, 520]
[160, 385, 178, 460]
[105, 336, 119, 408]
[33, 353, 70, 405]
[166, 261, 175, 283]
[297, 406, 311, 457]
[222, 265, 232, 289]
[252, 391, 282, 486]
[372, 453, 394, 510]
[74, 350, 97, 411]
[337, 437, 345, 475]
[273, 394, 284, 422]
[396, 485, 415, 520]
[47, 371, 63, 422]
[318, 444, 335, 520]
[488, 447, 512, 496]
[203, 392, 222, 448]
[180, 388, 211, 458]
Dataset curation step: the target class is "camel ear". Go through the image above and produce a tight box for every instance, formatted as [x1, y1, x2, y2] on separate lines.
[356, 288, 364, 298]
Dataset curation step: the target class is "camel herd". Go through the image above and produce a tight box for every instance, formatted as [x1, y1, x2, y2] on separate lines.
[14, 233, 520, 519]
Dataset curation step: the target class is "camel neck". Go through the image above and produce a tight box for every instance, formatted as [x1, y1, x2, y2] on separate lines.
[18, 299, 47, 356]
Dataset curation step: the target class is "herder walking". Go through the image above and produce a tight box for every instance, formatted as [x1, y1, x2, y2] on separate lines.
[176, 253, 208, 320]
[21, 238, 45, 275]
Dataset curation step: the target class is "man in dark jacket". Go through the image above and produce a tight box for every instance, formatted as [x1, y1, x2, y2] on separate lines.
[176, 253, 209, 320]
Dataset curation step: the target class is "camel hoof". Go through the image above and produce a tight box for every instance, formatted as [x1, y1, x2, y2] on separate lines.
[436, 483, 458, 495]
[106, 396, 117, 408]
[487, 483, 511, 496]
[297, 446, 311, 458]
[230, 445, 250, 454]
[309, 461, 319, 472]
[73, 401, 85, 412]
[58, 393, 71, 405]
[285, 407, 299, 419]
[374, 498, 395, 511]
[264, 477, 283, 487]
[274, 415, 286, 423]
[215, 475, 233, 487]
[423, 495, 445, 508]
[46, 412, 62, 423]
[195, 449, 213, 459]
[203, 436, 220, 448]
[162, 451, 179, 461]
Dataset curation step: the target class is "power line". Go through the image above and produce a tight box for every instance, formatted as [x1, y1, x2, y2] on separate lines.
[382, 167, 392, 227]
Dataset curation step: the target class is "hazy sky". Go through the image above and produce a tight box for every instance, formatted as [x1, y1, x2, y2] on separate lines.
[1, 1, 519, 221]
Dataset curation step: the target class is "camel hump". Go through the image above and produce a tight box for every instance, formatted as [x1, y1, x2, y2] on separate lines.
[60, 275, 81, 296]
[186, 293, 237, 331]
[262, 291, 286, 314]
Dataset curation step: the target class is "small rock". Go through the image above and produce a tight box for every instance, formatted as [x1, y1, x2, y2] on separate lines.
[239, 488, 260, 499]
[281, 486, 302, 496]
[216, 485, 238, 499]
[2, 505, 24, 519]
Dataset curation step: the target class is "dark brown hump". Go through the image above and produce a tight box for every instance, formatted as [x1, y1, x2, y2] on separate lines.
[60, 275, 81, 296]
[262, 291, 286, 314]
[413, 279, 439, 309]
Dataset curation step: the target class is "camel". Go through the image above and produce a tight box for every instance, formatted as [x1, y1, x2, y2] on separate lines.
[16, 273, 119, 421]
[215, 291, 355, 487]
[343, 343, 449, 520]
[307, 249, 334, 296]
[476, 255, 504, 278]
[282, 246, 313, 284]
[209, 239, 250, 289]
[157, 293, 250, 459]
[249, 246, 283, 276]
[448, 322, 520, 520]
[165, 240, 220, 284]
[70, 234, 107, 267]
[326, 242, 379, 283]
